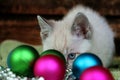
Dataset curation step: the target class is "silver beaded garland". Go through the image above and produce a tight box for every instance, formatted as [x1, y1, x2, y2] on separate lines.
[0, 66, 45, 80]
[0, 66, 58, 80]
[65, 68, 76, 80]
[1, 65, 75, 80]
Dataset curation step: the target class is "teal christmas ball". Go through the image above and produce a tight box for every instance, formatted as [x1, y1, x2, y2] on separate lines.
[7, 45, 39, 77]
[72, 53, 103, 79]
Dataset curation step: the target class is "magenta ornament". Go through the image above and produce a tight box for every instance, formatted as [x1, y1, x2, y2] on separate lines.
[80, 66, 114, 80]
[33, 54, 66, 80]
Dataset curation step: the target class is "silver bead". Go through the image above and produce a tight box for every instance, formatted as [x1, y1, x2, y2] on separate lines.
[10, 74, 16, 78]
[14, 78, 19, 80]
[1, 71, 4, 74]
[17, 76, 21, 79]
[38, 77, 45, 80]
[3, 73, 8, 77]
[31, 77, 36, 80]
[6, 76, 14, 80]
[21, 77, 27, 80]
[6, 68, 11, 72]
[8, 71, 13, 76]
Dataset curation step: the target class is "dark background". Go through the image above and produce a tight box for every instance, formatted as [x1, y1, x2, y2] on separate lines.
[0, 0, 120, 56]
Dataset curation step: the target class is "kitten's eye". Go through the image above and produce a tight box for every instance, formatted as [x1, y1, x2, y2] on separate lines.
[68, 53, 76, 60]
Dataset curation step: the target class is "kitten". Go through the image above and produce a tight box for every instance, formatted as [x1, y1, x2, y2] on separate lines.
[37, 5, 115, 68]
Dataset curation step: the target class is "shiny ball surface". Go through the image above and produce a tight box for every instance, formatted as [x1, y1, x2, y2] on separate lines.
[80, 66, 114, 80]
[33, 54, 66, 80]
[7, 45, 39, 77]
[72, 53, 103, 78]
[40, 49, 66, 63]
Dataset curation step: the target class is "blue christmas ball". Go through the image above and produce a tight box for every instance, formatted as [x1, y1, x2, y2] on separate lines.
[72, 53, 103, 79]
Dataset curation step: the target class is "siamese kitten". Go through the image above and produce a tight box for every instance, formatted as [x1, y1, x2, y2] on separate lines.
[37, 5, 115, 68]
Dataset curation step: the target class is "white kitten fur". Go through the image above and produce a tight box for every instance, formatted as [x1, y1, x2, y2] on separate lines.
[38, 5, 115, 67]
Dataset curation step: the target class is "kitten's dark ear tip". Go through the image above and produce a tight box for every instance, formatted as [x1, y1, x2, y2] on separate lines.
[77, 12, 83, 15]
[76, 12, 85, 16]
[76, 12, 88, 20]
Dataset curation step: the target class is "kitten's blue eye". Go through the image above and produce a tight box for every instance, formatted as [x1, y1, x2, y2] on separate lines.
[68, 53, 76, 60]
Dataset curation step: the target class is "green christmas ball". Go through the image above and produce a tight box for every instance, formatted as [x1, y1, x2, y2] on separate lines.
[41, 49, 66, 63]
[7, 45, 39, 77]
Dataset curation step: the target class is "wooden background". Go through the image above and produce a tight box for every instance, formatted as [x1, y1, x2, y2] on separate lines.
[0, 0, 120, 56]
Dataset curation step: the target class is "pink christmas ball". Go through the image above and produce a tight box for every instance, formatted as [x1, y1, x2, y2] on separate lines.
[33, 54, 66, 80]
[80, 66, 114, 80]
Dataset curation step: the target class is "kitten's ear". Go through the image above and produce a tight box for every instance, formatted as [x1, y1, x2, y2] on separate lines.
[71, 13, 92, 39]
[37, 15, 54, 40]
